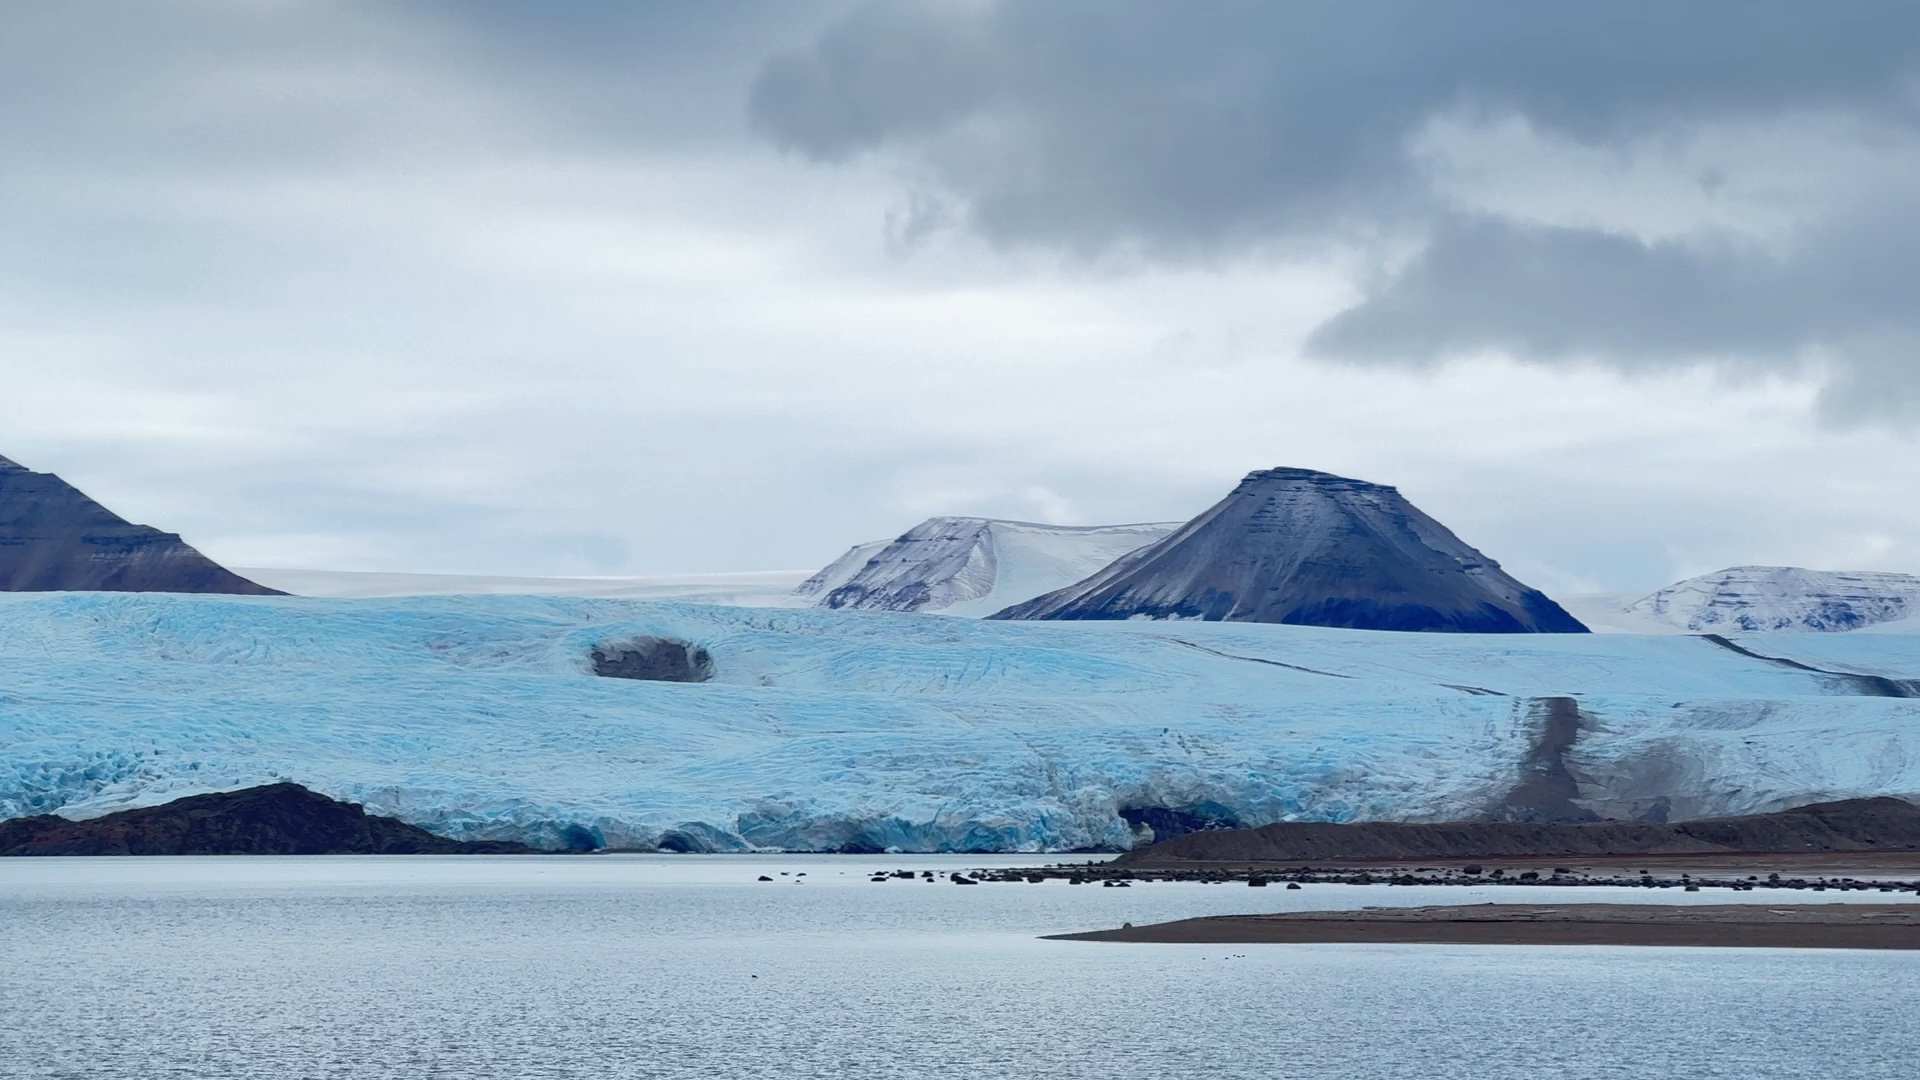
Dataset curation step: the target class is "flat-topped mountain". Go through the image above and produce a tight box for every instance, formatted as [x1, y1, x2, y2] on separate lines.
[1624, 565, 1920, 633]
[993, 467, 1587, 632]
[0, 454, 278, 594]
[796, 516, 1178, 616]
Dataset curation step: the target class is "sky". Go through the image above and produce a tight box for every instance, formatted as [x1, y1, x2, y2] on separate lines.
[4, 0, 1919, 595]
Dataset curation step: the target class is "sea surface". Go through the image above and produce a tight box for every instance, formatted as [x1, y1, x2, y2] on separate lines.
[2, 855, 1915, 1079]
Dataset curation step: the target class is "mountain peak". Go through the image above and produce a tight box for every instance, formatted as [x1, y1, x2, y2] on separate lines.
[994, 467, 1586, 633]
[0, 454, 282, 595]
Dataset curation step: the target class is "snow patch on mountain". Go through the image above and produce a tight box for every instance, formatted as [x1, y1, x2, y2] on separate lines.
[1621, 566, 1920, 633]
[2, 592, 1916, 851]
[796, 517, 1179, 616]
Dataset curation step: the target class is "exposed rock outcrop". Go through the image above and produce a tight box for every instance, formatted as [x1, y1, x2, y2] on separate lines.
[0, 782, 537, 855]
[591, 637, 714, 682]
[993, 467, 1586, 632]
[0, 454, 279, 594]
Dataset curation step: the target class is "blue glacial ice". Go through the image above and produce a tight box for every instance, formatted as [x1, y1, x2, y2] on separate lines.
[0, 592, 1916, 851]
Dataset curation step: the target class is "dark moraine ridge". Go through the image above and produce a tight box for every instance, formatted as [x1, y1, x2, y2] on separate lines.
[1115, 796, 1920, 867]
[0, 783, 536, 855]
[993, 467, 1586, 632]
[1491, 696, 1601, 824]
[0, 453, 280, 594]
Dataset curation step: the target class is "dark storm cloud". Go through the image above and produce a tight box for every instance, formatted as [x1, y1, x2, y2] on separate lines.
[750, 1, 1920, 414]
[1307, 197, 1920, 399]
[751, 0, 1920, 250]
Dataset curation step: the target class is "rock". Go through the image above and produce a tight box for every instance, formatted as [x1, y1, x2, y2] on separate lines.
[590, 637, 713, 682]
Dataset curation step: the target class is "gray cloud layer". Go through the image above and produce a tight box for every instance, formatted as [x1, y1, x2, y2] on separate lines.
[6, 2, 1919, 587]
[752, 1, 1920, 414]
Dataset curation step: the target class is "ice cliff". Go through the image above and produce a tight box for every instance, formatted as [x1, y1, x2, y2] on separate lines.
[2, 592, 1915, 851]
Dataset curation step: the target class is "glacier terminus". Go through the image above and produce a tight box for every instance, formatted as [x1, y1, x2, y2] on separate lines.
[3, 591, 1915, 853]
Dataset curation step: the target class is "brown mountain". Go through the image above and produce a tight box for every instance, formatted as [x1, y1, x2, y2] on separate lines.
[0, 454, 279, 594]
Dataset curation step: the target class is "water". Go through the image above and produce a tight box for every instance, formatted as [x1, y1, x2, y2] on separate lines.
[3, 856, 1915, 1079]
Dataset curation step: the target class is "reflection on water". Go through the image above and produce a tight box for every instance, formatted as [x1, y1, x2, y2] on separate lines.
[3, 856, 1914, 1079]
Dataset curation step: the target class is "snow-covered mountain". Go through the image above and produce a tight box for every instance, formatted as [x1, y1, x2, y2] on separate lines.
[795, 517, 1179, 617]
[995, 467, 1588, 633]
[1620, 566, 1920, 633]
[0, 454, 278, 595]
[3, 592, 1915, 850]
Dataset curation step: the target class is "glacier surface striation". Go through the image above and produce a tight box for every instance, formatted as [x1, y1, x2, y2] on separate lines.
[1, 592, 1916, 851]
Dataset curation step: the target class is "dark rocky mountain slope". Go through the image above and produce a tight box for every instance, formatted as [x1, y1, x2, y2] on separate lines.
[0, 454, 279, 594]
[1116, 796, 1920, 866]
[993, 467, 1586, 632]
[0, 783, 536, 855]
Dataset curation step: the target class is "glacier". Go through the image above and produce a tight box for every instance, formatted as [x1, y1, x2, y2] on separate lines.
[794, 517, 1179, 616]
[1, 591, 1916, 851]
[237, 566, 812, 605]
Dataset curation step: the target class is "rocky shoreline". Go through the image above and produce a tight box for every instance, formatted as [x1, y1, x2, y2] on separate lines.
[1045, 903, 1920, 948]
[961, 854, 1920, 894]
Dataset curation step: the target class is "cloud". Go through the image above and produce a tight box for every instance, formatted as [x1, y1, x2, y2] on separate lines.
[752, 1, 1920, 250]
[751, 1, 1920, 414]
[5, 0, 1920, 590]
[1304, 199, 1920, 423]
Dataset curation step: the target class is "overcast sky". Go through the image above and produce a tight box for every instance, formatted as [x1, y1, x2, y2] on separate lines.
[5, 0, 1919, 594]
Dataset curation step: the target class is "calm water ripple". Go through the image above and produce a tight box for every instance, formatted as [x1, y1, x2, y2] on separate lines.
[2, 856, 1914, 1079]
